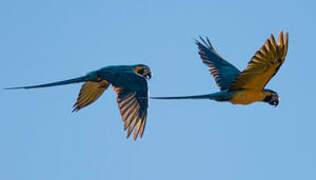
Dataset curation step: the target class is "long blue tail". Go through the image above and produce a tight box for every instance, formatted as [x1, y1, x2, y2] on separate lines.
[151, 94, 211, 100]
[5, 76, 88, 90]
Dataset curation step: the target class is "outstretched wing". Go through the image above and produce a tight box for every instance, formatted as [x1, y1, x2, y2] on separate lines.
[73, 80, 110, 112]
[229, 31, 288, 91]
[113, 79, 148, 141]
[196, 36, 241, 90]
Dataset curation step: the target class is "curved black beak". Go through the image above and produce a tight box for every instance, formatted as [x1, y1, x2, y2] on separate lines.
[273, 100, 279, 107]
[270, 99, 279, 107]
[145, 72, 152, 80]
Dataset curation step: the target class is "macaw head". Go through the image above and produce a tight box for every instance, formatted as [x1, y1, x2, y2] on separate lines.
[133, 64, 152, 80]
[263, 89, 279, 107]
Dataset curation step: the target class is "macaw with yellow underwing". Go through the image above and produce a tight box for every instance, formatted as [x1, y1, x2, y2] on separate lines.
[6, 64, 152, 140]
[152, 31, 288, 107]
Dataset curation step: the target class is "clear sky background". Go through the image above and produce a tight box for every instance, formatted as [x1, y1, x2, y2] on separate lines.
[1, 0, 316, 179]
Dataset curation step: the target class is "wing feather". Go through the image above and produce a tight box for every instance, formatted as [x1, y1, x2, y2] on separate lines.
[114, 86, 149, 141]
[133, 111, 147, 140]
[196, 37, 241, 90]
[73, 80, 109, 112]
[229, 31, 288, 91]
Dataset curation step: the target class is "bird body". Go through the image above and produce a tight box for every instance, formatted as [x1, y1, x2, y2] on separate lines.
[230, 90, 269, 105]
[6, 64, 152, 141]
[152, 31, 288, 107]
[96, 65, 148, 90]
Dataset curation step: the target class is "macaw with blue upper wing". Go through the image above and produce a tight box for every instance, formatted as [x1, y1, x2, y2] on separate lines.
[6, 64, 152, 141]
[152, 31, 288, 107]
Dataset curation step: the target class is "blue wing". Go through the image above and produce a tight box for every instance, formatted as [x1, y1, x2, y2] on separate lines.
[112, 74, 148, 141]
[196, 37, 240, 90]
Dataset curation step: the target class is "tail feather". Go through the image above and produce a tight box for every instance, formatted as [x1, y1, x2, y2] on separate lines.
[151, 94, 211, 100]
[4, 76, 88, 90]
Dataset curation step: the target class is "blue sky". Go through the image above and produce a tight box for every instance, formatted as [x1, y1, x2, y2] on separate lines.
[1, 0, 316, 179]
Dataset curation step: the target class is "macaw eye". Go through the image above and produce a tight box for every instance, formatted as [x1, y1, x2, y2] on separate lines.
[137, 69, 144, 74]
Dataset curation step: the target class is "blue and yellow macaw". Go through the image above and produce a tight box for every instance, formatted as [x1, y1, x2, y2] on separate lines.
[152, 31, 288, 106]
[6, 64, 152, 140]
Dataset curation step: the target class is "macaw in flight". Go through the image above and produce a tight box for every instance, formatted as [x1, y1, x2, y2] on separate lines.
[6, 64, 152, 141]
[152, 31, 288, 107]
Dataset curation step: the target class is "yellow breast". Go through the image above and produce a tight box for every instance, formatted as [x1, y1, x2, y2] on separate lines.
[230, 90, 265, 105]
